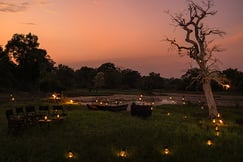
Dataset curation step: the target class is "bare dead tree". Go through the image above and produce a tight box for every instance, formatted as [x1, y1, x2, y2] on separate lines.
[166, 0, 229, 118]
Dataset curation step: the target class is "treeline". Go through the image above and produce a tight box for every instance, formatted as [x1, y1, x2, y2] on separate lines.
[1, 33, 243, 93]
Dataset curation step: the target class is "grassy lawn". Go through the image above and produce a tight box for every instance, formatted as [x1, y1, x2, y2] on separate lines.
[0, 102, 243, 162]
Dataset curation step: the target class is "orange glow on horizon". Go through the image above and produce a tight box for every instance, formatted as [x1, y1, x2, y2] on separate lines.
[1, 0, 243, 77]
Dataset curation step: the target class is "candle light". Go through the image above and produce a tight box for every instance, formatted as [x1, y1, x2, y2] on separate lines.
[162, 146, 170, 155]
[118, 148, 127, 158]
[206, 138, 213, 146]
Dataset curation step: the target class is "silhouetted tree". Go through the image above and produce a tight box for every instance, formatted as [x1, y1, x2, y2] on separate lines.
[166, 0, 228, 118]
[94, 72, 105, 90]
[142, 72, 164, 90]
[164, 77, 184, 91]
[54, 64, 75, 89]
[181, 68, 202, 91]
[121, 69, 141, 89]
[97, 62, 122, 88]
[223, 68, 243, 92]
[0, 46, 15, 90]
[5, 33, 54, 90]
[75, 66, 97, 89]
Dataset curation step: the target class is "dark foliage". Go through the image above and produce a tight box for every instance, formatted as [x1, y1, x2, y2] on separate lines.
[1, 33, 243, 93]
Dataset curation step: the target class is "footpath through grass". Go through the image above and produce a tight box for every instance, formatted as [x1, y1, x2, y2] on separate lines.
[0, 104, 243, 162]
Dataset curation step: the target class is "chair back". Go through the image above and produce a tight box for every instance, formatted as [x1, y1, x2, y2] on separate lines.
[6, 109, 14, 120]
[38, 105, 49, 115]
[16, 107, 24, 115]
[26, 106, 36, 114]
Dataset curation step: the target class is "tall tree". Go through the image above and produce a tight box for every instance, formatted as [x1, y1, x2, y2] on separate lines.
[97, 62, 122, 88]
[223, 68, 243, 92]
[0, 46, 15, 90]
[75, 66, 97, 89]
[5, 33, 54, 90]
[121, 69, 141, 89]
[181, 68, 202, 91]
[55, 64, 75, 89]
[94, 72, 105, 90]
[166, 0, 228, 118]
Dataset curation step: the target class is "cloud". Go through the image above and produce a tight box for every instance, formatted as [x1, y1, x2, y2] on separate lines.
[21, 22, 37, 26]
[38, 0, 50, 5]
[0, 1, 29, 12]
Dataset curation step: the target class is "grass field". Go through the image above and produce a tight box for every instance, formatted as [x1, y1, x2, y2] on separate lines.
[0, 102, 243, 162]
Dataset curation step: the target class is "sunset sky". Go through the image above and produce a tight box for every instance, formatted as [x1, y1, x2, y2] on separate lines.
[1, 0, 243, 77]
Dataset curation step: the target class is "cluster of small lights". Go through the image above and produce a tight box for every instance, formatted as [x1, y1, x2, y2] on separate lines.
[181, 96, 186, 104]
[212, 113, 224, 126]
[10, 94, 15, 101]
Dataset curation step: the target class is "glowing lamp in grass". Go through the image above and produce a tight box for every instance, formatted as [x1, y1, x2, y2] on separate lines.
[118, 148, 127, 158]
[52, 94, 57, 100]
[162, 146, 170, 155]
[219, 119, 224, 125]
[69, 100, 74, 104]
[44, 115, 48, 120]
[57, 114, 60, 118]
[215, 126, 219, 131]
[66, 150, 74, 159]
[217, 113, 221, 118]
[68, 151, 73, 158]
[206, 138, 213, 146]
[215, 130, 220, 137]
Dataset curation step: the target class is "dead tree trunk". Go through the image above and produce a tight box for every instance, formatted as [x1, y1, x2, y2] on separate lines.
[202, 79, 218, 118]
[166, 0, 227, 118]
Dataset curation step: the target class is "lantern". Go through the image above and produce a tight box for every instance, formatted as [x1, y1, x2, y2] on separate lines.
[223, 84, 230, 90]
[65, 150, 76, 159]
[217, 113, 221, 118]
[68, 151, 73, 158]
[219, 119, 224, 125]
[162, 146, 170, 155]
[44, 115, 48, 120]
[215, 126, 219, 131]
[52, 94, 56, 100]
[57, 114, 60, 118]
[206, 138, 213, 146]
[118, 148, 127, 158]
[215, 130, 220, 137]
